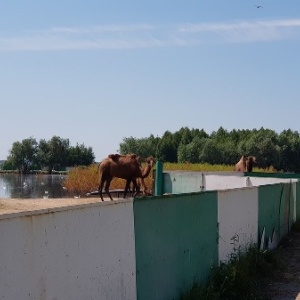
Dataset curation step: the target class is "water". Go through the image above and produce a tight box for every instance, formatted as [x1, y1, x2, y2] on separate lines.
[0, 173, 71, 199]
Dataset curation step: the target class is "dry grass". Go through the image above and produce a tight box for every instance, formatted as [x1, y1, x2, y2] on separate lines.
[163, 162, 271, 172]
[63, 163, 154, 195]
[63, 162, 272, 195]
[163, 162, 234, 171]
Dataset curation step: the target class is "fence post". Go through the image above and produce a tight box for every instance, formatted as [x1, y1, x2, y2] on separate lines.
[155, 161, 163, 196]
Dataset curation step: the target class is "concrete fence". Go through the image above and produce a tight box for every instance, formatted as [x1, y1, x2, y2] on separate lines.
[0, 200, 137, 300]
[0, 166, 299, 299]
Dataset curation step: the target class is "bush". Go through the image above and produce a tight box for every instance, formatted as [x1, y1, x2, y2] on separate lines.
[181, 246, 281, 300]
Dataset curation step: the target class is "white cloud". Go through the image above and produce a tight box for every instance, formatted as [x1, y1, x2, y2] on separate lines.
[179, 19, 300, 43]
[50, 24, 155, 34]
[0, 19, 300, 51]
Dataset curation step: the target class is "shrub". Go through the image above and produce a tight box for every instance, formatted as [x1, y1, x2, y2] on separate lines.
[181, 246, 281, 300]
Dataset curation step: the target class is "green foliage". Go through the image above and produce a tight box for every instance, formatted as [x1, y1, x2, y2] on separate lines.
[119, 135, 160, 159]
[181, 246, 281, 300]
[67, 143, 94, 167]
[156, 131, 178, 162]
[4, 136, 95, 173]
[5, 137, 38, 173]
[278, 130, 300, 172]
[37, 136, 70, 172]
[119, 127, 300, 172]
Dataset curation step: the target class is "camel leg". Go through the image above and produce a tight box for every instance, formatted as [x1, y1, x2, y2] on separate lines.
[139, 178, 148, 195]
[124, 179, 131, 198]
[98, 178, 105, 201]
[132, 179, 141, 198]
[105, 177, 113, 201]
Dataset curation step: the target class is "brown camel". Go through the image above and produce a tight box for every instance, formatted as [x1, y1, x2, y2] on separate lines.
[234, 155, 257, 172]
[108, 154, 149, 195]
[98, 154, 155, 201]
[130, 159, 154, 196]
[246, 156, 257, 172]
[234, 155, 247, 172]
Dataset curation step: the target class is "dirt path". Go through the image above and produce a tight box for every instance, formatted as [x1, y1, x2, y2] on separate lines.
[263, 230, 300, 299]
[0, 197, 115, 217]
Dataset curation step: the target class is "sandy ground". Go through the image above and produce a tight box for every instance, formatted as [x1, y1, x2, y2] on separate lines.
[0, 196, 114, 217]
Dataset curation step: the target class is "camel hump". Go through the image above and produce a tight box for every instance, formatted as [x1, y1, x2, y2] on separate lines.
[234, 155, 247, 172]
[107, 153, 139, 163]
[127, 153, 137, 159]
[108, 154, 120, 161]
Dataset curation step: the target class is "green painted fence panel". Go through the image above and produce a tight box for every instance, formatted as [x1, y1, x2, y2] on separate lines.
[258, 183, 294, 248]
[154, 161, 163, 196]
[133, 192, 218, 300]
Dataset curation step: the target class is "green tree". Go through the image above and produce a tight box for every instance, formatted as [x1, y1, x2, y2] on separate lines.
[117, 126, 300, 170]
[7, 137, 38, 173]
[238, 128, 280, 170]
[119, 135, 159, 158]
[37, 136, 70, 172]
[67, 143, 95, 166]
[173, 127, 193, 146]
[278, 130, 300, 172]
[177, 137, 207, 163]
[156, 131, 177, 162]
[199, 139, 223, 164]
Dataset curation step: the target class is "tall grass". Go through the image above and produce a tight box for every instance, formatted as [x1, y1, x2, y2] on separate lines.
[63, 162, 270, 195]
[63, 163, 154, 195]
[163, 162, 234, 171]
[180, 246, 282, 300]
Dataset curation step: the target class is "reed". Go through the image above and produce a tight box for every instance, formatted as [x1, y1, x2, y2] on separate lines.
[63, 163, 154, 195]
[63, 162, 271, 195]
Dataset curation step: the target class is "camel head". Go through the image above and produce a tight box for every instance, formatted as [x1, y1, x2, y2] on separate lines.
[140, 156, 155, 179]
[246, 156, 257, 172]
[246, 156, 257, 165]
[145, 156, 155, 168]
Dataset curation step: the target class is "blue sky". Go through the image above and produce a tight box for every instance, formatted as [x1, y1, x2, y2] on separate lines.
[1, 1, 300, 161]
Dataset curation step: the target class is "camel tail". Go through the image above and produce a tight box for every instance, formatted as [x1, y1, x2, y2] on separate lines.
[97, 161, 102, 173]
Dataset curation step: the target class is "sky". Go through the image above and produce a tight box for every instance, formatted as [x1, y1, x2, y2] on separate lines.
[1, 1, 300, 162]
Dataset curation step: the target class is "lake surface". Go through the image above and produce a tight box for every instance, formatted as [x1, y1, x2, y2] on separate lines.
[0, 173, 71, 199]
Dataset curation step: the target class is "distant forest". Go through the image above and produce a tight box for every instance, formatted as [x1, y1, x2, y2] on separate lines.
[119, 127, 300, 172]
[2, 127, 300, 173]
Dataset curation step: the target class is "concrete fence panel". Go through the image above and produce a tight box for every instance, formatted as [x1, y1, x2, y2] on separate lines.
[0, 200, 137, 300]
[218, 188, 258, 262]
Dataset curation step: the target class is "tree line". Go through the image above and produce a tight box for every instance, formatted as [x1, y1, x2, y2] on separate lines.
[3, 127, 300, 174]
[119, 127, 300, 172]
[1, 136, 95, 173]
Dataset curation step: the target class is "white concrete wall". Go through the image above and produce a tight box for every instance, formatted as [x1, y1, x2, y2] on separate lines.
[218, 188, 258, 263]
[205, 175, 248, 191]
[205, 174, 297, 191]
[246, 177, 296, 187]
[0, 200, 137, 300]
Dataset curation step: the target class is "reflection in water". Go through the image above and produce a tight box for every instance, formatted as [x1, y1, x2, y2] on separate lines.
[0, 174, 71, 199]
